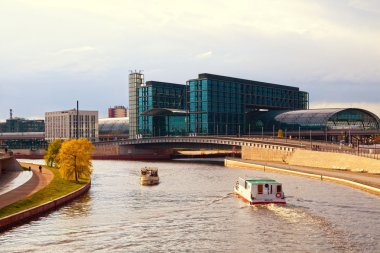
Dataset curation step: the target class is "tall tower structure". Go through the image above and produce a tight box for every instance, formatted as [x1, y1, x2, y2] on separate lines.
[129, 71, 144, 139]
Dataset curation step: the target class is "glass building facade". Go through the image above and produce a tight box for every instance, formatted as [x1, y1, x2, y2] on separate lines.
[186, 73, 309, 135]
[0, 118, 45, 133]
[129, 72, 310, 138]
[136, 81, 187, 137]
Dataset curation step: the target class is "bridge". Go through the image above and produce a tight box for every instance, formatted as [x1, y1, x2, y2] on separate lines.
[94, 135, 379, 160]
[96, 136, 302, 150]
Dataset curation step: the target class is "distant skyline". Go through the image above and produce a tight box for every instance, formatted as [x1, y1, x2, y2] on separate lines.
[1, 0, 379, 121]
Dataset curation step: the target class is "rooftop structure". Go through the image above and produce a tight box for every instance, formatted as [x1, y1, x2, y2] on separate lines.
[108, 105, 128, 118]
[98, 117, 129, 141]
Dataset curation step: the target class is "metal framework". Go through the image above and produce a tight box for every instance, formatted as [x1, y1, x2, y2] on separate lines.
[250, 108, 380, 131]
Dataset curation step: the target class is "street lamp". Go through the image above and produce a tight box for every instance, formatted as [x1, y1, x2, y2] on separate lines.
[272, 125, 275, 139]
[261, 126, 263, 140]
[249, 124, 251, 137]
[310, 129, 312, 149]
[298, 126, 301, 143]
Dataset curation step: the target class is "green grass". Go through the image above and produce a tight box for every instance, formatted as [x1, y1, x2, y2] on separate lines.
[0, 166, 89, 218]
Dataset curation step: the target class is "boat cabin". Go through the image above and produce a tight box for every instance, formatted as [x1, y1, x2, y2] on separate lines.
[141, 167, 158, 176]
[235, 177, 285, 204]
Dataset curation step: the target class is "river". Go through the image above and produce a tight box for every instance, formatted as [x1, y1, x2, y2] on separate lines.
[1, 159, 379, 252]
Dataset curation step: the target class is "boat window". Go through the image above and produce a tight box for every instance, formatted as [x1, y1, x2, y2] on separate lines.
[258, 184, 263, 194]
[270, 185, 273, 194]
[277, 185, 282, 193]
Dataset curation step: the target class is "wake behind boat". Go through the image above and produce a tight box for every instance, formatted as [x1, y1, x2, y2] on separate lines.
[140, 167, 159, 186]
[234, 177, 286, 205]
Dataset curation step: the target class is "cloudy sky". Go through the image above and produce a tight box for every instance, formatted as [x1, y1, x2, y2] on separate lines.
[0, 0, 379, 120]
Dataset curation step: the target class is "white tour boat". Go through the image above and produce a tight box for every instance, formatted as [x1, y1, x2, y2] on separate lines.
[234, 177, 286, 205]
[140, 167, 159, 186]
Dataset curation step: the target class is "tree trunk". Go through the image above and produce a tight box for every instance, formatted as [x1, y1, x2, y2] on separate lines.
[74, 155, 78, 182]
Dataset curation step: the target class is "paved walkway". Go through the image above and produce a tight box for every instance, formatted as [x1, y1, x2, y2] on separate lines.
[0, 163, 54, 210]
[229, 158, 380, 189]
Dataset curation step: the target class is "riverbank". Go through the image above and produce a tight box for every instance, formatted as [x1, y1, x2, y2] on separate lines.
[0, 163, 90, 232]
[225, 158, 380, 196]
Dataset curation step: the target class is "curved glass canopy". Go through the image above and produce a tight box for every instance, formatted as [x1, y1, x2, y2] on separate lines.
[249, 108, 380, 131]
[99, 117, 129, 134]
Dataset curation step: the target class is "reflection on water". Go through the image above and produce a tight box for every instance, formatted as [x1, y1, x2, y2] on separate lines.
[1, 159, 379, 252]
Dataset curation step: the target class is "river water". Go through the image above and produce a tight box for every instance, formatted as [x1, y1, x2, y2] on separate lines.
[1, 159, 379, 252]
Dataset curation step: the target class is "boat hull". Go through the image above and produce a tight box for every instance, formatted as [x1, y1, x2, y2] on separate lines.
[234, 190, 286, 205]
[140, 176, 159, 186]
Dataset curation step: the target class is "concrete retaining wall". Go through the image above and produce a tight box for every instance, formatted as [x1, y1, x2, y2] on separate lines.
[241, 145, 380, 174]
[0, 156, 22, 179]
[0, 181, 91, 232]
[286, 149, 380, 174]
[93, 144, 174, 156]
[241, 146, 293, 163]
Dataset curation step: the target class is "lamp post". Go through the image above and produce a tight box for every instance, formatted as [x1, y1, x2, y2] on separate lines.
[357, 138, 360, 156]
[76, 100, 79, 139]
[249, 124, 251, 137]
[298, 126, 301, 143]
[310, 129, 312, 149]
[261, 126, 263, 140]
[216, 125, 219, 136]
[348, 129, 351, 145]
[272, 125, 275, 139]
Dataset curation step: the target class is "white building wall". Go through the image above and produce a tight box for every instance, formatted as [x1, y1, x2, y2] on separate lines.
[45, 109, 98, 142]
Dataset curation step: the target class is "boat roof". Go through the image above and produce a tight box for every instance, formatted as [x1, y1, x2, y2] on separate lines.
[141, 167, 158, 171]
[244, 178, 279, 184]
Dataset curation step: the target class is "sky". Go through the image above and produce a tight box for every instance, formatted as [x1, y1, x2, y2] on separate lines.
[0, 0, 379, 120]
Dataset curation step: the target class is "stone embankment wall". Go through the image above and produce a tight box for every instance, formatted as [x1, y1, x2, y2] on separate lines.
[241, 146, 294, 163]
[0, 156, 22, 178]
[93, 144, 174, 156]
[0, 182, 91, 232]
[241, 146, 380, 174]
[287, 149, 380, 174]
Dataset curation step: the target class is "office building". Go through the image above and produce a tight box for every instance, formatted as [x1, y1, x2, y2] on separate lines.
[129, 72, 308, 138]
[0, 118, 46, 149]
[108, 106, 128, 118]
[186, 73, 308, 135]
[0, 118, 45, 133]
[45, 109, 98, 142]
[129, 72, 144, 139]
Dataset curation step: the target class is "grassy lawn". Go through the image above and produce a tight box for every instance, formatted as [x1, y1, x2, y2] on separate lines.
[0, 166, 89, 218]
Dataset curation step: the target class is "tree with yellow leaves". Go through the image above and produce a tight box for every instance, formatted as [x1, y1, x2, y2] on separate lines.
[44, 139, 63, 167]
[57, 138, 93, 181]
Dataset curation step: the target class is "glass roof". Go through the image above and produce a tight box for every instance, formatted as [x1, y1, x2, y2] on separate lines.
[249, 108, 380, 130]
[99, 117, 129, 134]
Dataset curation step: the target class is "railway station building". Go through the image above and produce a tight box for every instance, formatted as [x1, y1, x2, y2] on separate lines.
[129, 72, 310, 138]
